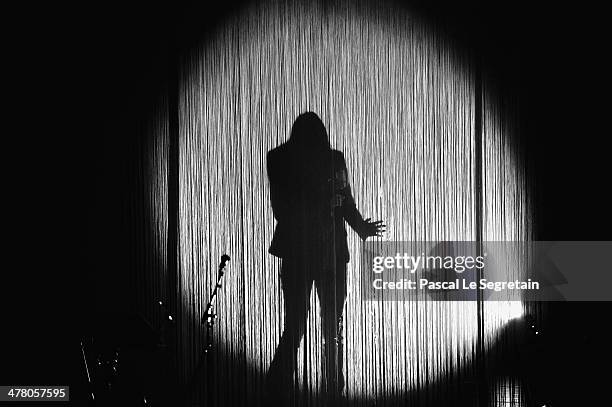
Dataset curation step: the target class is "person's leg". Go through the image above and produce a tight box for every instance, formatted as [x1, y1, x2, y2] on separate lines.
[265, 256, 313, 405]
[316, 259, 348, 403]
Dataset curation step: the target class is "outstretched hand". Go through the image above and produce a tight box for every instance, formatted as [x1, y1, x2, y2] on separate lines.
[360, 218, 386, 240]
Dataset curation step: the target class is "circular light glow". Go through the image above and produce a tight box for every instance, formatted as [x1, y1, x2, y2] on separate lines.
[169, 0, 532, 402]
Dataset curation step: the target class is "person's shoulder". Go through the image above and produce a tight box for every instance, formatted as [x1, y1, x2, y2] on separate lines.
[332, 149, 347, 164]
[267, 144, 288, 160]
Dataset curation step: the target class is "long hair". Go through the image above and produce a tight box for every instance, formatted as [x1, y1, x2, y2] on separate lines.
[288, 112, 331, 153]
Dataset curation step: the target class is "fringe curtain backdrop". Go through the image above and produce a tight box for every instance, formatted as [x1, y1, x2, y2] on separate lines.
[137, 0, 534, 405]
[131, 89, 170, 334]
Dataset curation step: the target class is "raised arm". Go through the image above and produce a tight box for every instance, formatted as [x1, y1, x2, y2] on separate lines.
[335, 152, 385, 240]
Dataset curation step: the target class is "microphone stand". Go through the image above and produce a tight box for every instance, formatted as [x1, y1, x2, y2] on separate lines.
[185, 254, 230, 406]
[202, 254, 231, 354]
[329, 154, 345, 401]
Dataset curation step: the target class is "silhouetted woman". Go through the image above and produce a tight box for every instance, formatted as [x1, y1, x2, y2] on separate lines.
[265, 112, 384, 405]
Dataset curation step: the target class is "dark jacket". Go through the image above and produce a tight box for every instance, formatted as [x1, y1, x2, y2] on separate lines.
[267, 144, 367, 263]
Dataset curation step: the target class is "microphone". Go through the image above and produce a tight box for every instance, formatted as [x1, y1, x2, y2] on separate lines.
[334, 169, 348, 191]
[218, 254, 230, 277]
[331, 169, 348, 212]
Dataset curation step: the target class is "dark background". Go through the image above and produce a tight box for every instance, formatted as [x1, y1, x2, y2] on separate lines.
[6, 0, 610, 404]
